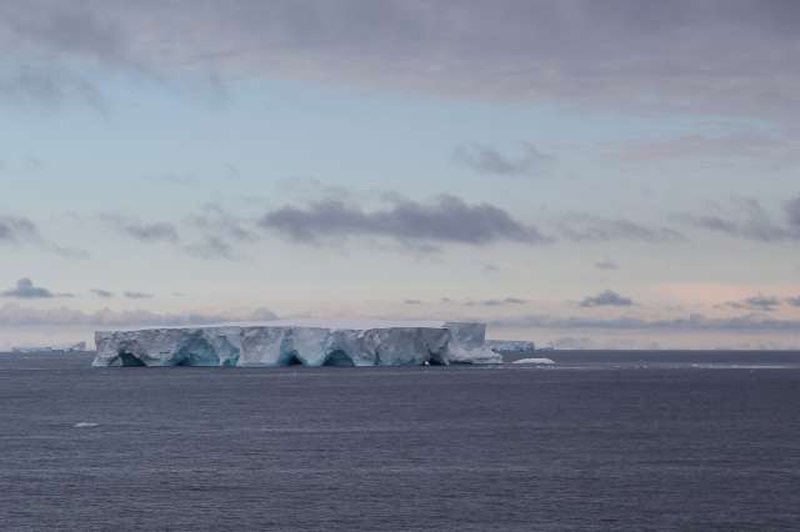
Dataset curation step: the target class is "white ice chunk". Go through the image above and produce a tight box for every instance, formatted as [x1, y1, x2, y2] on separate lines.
[511, 357, 556, 365]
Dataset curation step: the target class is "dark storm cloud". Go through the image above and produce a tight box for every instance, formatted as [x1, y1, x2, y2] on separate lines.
[453, 143, 554, 177]
[1, 278, 71, 299]
[258, 195, 550, 248]
[3, 1, 800, 119]
[682, 196, 800, 241]
[579, 289, 634, 308]
[559, 215, 685, 243]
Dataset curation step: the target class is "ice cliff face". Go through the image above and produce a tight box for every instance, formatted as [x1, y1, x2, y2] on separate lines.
[92, 321, 501, 367]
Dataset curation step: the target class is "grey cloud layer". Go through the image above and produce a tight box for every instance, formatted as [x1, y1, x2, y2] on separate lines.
[0, 215, 37, 243]
[120, 221, 179, 243]
[594, 260, 619, 270]
[2, 1, 800, 119]
[683, 196, 800, 241]
[0, 302, 278, 327]
[454, 143, 553, 177]
[613, 130, 800, 163]
[1, 278, 71, 299]
[123, 291, 153, 300]
[579, 290, 634, 308]
[258, 195, 549, 247]
[723, 295, 782, 312]
[721, 294, 800, 312]
[104, 192, 800, 257]
[558, 215, 685, 242]
[0, 214, 86, 257]
[492, 313, 800, 333]
[91, 289, 113, 298]
[103, 215, 180, 243]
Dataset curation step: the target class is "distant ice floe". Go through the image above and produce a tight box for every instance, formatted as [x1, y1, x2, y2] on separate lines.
[511, 357, 556, 365]
[73, 422, 99, 428]
[486, 339, 536, 355]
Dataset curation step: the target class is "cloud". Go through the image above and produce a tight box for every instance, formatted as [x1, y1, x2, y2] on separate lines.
[3, 2, 800, 120]
[258, 194, 549, 248]
[559, 215, 685, 242]
[91, 288, 114, 298]
[613, 130, 798, 163]
[403, 299, 422, 305]
[0, 302, 279, 327]
[787, 196, 800, 228]
[594, 260, 619, 270]
[492, 313, 800, 333]
[190, 203, 256, 242]
[185, 203, 257, 260]
[0, 214, 89, 258]
[453, 142, 553, 177]
[466, 297, 527, 307]
[123, 291, 153, 300]
[1, 278, 71, 299]
[682, 196, 800, 241]
[103, 215, 179, 243]
[184, 237, 239, 261]
[579, 289, 634, 308]
[787, 296, 800, 307]
[0, 215, 38, 244]
[0, 62, 106, 110]
[47, 244, 90, 259]
[481, 264, 500, 274]
[722, 294, 782, 312]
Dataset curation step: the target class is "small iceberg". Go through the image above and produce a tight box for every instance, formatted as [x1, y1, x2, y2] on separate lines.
[73, 422, 99, 428]
[511, 357, 556, 365]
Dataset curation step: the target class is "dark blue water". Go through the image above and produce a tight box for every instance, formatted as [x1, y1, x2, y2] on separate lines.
[1, 351, 799, 531]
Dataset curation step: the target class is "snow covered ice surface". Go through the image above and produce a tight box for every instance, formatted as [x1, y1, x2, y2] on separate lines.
[92, 320, 502, 367]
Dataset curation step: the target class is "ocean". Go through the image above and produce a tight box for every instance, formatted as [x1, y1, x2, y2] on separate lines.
[1, 351, 799, 531]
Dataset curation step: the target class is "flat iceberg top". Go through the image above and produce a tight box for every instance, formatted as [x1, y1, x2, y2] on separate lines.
[98, 319, 457, 333]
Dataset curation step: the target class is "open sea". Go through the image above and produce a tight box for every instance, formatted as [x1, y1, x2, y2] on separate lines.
[1, 350, 799, 531]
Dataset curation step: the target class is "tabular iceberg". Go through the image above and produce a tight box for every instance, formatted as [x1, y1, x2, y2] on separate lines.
[92, 320, 502, 367]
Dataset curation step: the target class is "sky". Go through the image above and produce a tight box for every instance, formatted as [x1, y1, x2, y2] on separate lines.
[1, 0, 800, 349]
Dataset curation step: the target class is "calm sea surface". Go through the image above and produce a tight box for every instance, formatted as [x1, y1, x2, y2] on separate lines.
[1, 351, 799, 531]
